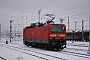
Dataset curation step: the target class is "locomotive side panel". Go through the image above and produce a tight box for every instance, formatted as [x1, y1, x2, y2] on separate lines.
[34, 27, 43, 42]
[23, 27, 43, 43]
[42, 24, 50, 43]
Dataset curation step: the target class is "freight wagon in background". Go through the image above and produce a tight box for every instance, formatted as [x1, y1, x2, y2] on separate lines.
[66, 31, 89, 42]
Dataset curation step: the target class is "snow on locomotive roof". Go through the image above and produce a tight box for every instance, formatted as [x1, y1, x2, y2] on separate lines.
[25, 22, 44, 28]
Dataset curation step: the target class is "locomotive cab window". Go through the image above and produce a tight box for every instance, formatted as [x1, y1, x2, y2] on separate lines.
[50, 25, 64, 32]
[44, 26, 47, 32]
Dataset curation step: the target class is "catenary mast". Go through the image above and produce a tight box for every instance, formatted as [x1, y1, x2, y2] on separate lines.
[88, 0, 90, 54]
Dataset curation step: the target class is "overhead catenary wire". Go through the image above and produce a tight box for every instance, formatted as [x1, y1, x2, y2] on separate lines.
[0, 0, 89, 32]
[0, 0, 66, 21]
[0, 0, 30, 21]
[10, 0, 61, 19]
[29, 0, 64, 13]
[0, 0, 89, 26]
[0, 0, 55, 18]
[38, 2, 89, 20]
[58, 12, 89, 19]
[0, 0, 85, 19]
[27, 0, 55, 12]
[55, 5, 88, 18]
[53, 3, 89, 15]
[0, 1, 29, 16]
[1, 0, 64, 20]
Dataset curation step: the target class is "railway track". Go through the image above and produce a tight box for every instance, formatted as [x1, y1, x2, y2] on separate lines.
[58, 47, 90, 59]
[11, 42, 89, 53]
[59, 50, 90, 59]
[0, 41, 89, 60]
[0, 56, 6, 60]
[0, 44, 67, 60]
[65, 47, 88, 52]
[67, 43, 89, 47]
[54, 43, 89, 59]
[67, 44, 89, 47]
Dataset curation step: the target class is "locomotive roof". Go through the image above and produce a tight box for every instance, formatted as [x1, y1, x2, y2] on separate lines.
[25, 23, 65, 29]
[25, 23, 44, 28]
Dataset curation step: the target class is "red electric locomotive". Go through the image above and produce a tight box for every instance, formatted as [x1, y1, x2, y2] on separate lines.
[23, 14, 66, 50]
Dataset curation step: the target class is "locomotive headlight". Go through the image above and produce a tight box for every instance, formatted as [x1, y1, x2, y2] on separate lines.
[50, 38, 52, 39]
[50, 34, 56, 37]
[63, 38, 65, 39]
[59, 34, 65, 37]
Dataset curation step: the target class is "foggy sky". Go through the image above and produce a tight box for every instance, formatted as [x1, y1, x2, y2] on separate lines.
[0, 0, 89, 32]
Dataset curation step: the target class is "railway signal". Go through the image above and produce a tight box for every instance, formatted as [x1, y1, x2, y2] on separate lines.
[72, 30, 75, 39]
[10, 20, 14, 42]
[82, 20, 85, 42]
[38, 9, 41, 22]
[72, 30, 75, 43]
[75, 21, 77, 31]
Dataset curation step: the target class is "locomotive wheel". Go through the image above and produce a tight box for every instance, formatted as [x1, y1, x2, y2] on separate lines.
[31, 42, 36, 47]
[38, 43, 43, 49]
[45, 44, 54, 51]
[44, 44, 48, 50]
[26, 42, 30, 47]
[43, 44, 49, 50]
[23, 41, 30, 47]
[27, 44, 29, 47]
[23, 41, 27, 45]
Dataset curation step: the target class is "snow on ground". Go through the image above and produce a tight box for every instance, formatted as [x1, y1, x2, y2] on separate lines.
[0, 38, 42, 60]
[0, 38, 90, 60]
[0, 46, 41, 60]
[67, 41, 89, 46]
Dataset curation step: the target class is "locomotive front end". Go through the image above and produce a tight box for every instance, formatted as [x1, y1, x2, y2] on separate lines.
[49, 24, 66, 50]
